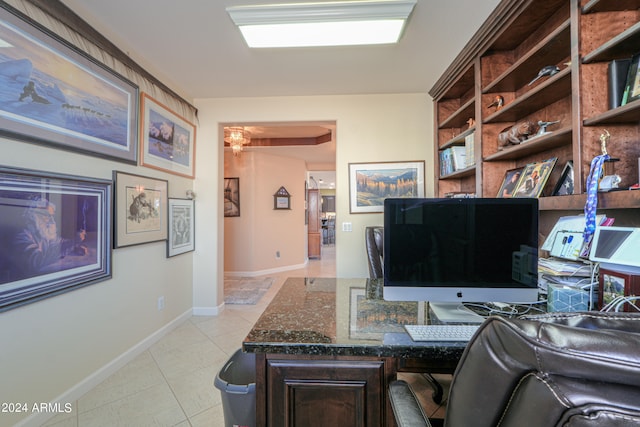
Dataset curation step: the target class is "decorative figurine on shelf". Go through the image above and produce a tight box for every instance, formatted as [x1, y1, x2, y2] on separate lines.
[597, 129, 622, 191]
[466, 117, 475, 128]
[487, 95, 504, 111]
[528, 65, 561, 85]
[497, 120, 540, 150]
[536, 120, 560, 136]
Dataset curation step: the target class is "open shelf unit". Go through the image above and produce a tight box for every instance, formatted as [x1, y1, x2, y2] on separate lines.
[430, 0, 640, 243]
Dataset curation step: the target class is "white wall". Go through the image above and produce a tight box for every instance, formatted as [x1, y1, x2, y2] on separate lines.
[0, 137, 195, 426]
[193, 94, 433, 312]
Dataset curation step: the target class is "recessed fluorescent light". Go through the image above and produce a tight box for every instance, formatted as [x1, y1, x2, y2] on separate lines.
[226, 1, 416, 48]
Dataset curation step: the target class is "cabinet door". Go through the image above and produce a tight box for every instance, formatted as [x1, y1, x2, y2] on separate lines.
[266, 358, 389, 427]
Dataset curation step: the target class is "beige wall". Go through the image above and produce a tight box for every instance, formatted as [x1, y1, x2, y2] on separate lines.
[0, 136, 195, 427]
[224, 151, 308, 274]
[193, 93, 433, 312]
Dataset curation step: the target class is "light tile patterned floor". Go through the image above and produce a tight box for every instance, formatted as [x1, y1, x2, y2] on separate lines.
[42, 245, 447, 426]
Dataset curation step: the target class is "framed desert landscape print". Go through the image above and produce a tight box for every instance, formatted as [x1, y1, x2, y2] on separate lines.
[113, 171, 168, 248]
[140, 93, 196, 178]
[349, 161, 424, 213]
[0, 166, 112, 312]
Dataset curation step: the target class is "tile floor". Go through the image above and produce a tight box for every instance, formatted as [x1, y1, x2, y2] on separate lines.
[42, 244, 448, 426]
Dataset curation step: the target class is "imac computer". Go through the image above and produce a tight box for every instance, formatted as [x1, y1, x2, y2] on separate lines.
[383, 197, 539, 304]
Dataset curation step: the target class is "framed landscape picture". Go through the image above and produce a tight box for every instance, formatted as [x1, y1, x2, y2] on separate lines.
[348, 161, 424, 213]
[113, 171, 168, 248]
[140, 93, 196, 178]
[167, 198, 195, 257]
[0, 4, 139, 163]
[0, 166, 112, 312]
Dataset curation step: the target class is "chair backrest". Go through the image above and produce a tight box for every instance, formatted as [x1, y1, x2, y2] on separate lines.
[365, 226, 384, 279]
[445, 312, 640, 427]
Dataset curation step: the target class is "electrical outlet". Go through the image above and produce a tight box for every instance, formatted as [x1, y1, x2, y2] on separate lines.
[157, 296, 165, 311]
[276, 251, 281, 259]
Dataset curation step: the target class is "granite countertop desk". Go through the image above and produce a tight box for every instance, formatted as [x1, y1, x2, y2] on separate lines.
[243, 277, 467, 362]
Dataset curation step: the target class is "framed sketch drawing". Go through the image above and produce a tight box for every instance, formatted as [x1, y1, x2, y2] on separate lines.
[349, 161, 425, 213]
[0, 4, 139, 163]
[167, 198, 195, 257]
[140, 93, 196, 178]
[224, 177, 240, 217]
[0, 166, 112, 312]
[113, 171, 168, 248]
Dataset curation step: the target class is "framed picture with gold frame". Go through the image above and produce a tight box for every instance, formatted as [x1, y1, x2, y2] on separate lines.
[513, 157, 557, 198]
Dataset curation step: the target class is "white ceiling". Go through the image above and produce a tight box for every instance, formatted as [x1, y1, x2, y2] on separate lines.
[57, 0, 501, 177]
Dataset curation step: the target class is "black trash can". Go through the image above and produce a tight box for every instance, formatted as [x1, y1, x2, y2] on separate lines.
[214, 349, 256, 427]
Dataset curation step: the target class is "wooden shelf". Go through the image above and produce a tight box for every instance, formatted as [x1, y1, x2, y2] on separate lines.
[439, 165, 475, 180]
[582, 21, 640, 63]
[484, 126, 572, 161]
[582, 0, 640, 14]
[484, 68, 571, 123]
[440, 127, 475, 150]
[584, 99, 640, 125]
[483, 20, 571, 94]
[539, 190, 640, 211]
[439, 98, 475, 129]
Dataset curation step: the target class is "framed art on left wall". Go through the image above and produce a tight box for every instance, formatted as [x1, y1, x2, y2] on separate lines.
[0, 4, 139, 163]
[0, 166, 112, 312]
[113, 171, 168, 248]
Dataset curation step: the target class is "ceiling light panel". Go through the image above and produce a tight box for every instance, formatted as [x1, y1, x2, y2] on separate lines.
[226, 1, 417, 48]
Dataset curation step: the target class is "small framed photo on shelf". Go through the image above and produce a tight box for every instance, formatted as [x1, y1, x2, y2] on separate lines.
[167, 198, 195, 257]
[497, 167, 524, 198]
[622, 53, 640, 106]
[599, 267, 640, 311]
[113, 171, 168, 248]
[552, 161, 574, 196]
[513, 157, 557, 198]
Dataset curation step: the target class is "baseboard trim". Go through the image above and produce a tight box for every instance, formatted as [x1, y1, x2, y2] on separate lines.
[16, 309, 192, 427]
[225, 260, 308, 278]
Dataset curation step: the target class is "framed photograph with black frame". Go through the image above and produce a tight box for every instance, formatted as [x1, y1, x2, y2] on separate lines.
[0, 3, 139, 163]
[113, 171, 168, 248]
[140, 93, 196, 178]
[224, 177, 240, 217]
[622, 53, 640, 106]
[167, 198, 195, 257]
[552, 160, 574, 196]
[0, 166, 112, 312]
[348, 161, 425, 213]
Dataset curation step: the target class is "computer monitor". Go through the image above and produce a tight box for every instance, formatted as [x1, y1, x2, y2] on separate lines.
[383, 197, 539, 303]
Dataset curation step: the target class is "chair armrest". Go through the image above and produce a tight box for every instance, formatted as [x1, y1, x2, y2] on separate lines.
[388, 380, 431, 427]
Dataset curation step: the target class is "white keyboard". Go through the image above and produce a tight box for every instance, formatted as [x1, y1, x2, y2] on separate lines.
[404, 324, 480, 342]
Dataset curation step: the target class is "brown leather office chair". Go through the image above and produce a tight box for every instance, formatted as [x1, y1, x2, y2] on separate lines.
[365, 226, 384, 279]
[389, 312, 640, 427]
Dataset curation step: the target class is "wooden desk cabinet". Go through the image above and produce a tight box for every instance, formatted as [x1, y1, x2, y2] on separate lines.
[256, 354, 398, 427]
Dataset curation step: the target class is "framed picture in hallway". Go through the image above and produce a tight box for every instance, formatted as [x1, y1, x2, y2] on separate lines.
[140, 93, 197, 178]
[0, 4, 139, 164]
[0, 166, 112, 312]
[224, 177, 240, 217]
[167, 198, 195, 257]
[348, 161, 425, 213]
[113, 171, 168, 248]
